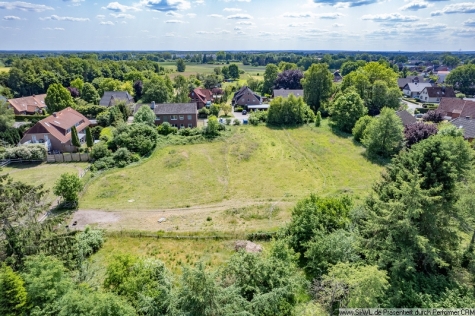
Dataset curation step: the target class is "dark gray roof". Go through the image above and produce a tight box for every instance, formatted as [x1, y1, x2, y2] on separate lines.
[273, 89, 304, 98]
[396, 110, 417, 127]
[397, 76, 429, 89]
[450, 117, 475, 139]
[403, 82, 433, 93]
[233, 86, 261, 102]
[135, 103, 197, 115]
[99, 91, 134, 107]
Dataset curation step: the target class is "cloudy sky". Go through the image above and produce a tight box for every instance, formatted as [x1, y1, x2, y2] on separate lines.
[0, 0, 474, 51]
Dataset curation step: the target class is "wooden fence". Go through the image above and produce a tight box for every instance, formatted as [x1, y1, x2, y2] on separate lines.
[47, 153, 90, 163]
[0, 158, 44, 167]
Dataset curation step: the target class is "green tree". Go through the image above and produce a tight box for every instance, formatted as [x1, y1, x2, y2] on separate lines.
[363, 107, 404, 158]
[71, 126, 80, 148]
[315, 111, 322, 127]
[176, 58, 186, 72]
[0, 264, 27, 316]
[330, 89, 367, 133]
[142, 76, 171, 104]
[220, 103, 232, 116]
[371, 80, 388, 112]
[85, 126, 93, 149]
[209, 103, 220, 117]
[228, 64, 239, 79]
[69, 78, 84, 91]
[0, 100, 14, 130]
[173, 75, 190, 103]
[302, 63, 333, 112]
[262, 64, 279, 95]
[134, 105, 156, 126]
[80, 83, 100, 105]
[442, 55, 460, 68]
[53, 172, 82, 204]
[205, 115, 220, 137]
[352, 115, 373, 142]
[45, 83, 75, 113]
[446, 64, 475, 95]
[267, 95, 313, 125]
[113, 123, 158, 156]
[98, 78, 122, 97]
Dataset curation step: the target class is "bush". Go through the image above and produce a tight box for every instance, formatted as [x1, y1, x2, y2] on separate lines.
[225, 118, 232, 125]
[157, 122, 178, 136]
[75, 105, 107, 118]
[14, 115, 48, 124]
[235, 106, 244, 112]
[93, 148, 139, 170]
[267, 95, 311, 125]
[352, 115, 373, 142]
[198, 107, 210, 119]
[233, 119, 241, 126]
[76, 226, 105, 258]
[2, 144, 47, 160]
[113, 123, 159, 156]
[404, 122, 438, 147]
[209, 104, 220, 117]
[423, 110, 443, 123]
[249, 115, 260, 126]
[91, 142, 111, 160]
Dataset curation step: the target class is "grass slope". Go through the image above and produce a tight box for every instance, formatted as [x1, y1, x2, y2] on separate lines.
[81, 121, 382, 211]
[1, 162, 90, 202]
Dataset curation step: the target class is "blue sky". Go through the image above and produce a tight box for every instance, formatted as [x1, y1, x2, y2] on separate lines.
[0, 0, 474, 51]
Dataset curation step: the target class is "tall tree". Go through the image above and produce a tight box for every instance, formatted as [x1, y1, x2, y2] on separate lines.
[134, 105, 156, 126]
[45, 83, 75, 113]
[53, 173, 82, 205]
[142, 76, 171, 104]
[262, 64, 279, 95]
[0, 264, 27, 316]
[274, 69, 304, 90]
[228, 64, 239, 79]
[173, 75, 190, 103]
[80, 82, 100, 105]
[302, 63, 333, 112]
[330, 89, 367, 133]
[176, 58, 186, 72]
[363, 107, 404, 158]
[71, 126, 80, 148]
[133, 80, 143, 101]
[85, 126, 93, 149]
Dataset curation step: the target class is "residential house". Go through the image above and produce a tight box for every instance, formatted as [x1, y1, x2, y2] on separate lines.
[436, 98, 475, 120]
[134, 102, 198, 128]
[419, 87, 456, 103]
[397, 76, 430, 90]
[232, 86, 262, 107]
[20, 107, 90, 153]
[402, 82, 433, 98]
[396, 110, 417, 127]
[450, 116, 475, 141]
[333, 71, 343, 82]
[272, 89, 304, 99]
[437, 71, 451, 84]
[189, 88, 213, 109]
[99, 91, 134, 107]
[7, 94, 47, 115]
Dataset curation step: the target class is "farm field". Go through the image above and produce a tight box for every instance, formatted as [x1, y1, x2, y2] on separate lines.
[159, 61, 265, 80]
[78, 121, 383, 231]
[1, 162, 90, 202]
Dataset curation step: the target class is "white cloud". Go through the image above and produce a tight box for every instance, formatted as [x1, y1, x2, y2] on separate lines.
[43, 27, 65, 30]
[288, 22, 313, 27]
[223, 7, 241, 11]
[100, 20, 114, 25]
[221, 0, 250, 2]
[165, 19, 185, 23]
[333, 23, 344, 27]
[400, 1, 433, 11]
[439, 2, 475, 14]
[186, 13, 196, 17]
[318, 12, 345, 19]
[283, 12, 314, 18]
[312, 0, 380, 7]
[430, 10, 442, 16]
[0, 1, 54, 12]
[110, 13, 135, 18]
[40, 15, 90, 21]
[166, 11, 183, 17]
[208, 14, 224, 18]
[236, 20, 253, 25]
[3, 15, 20, 20]
[139, 0, 190, 11]
[226, 13, 252, 19]
[362, 13, 420, 22]
[464, 19, 475, 27]
[96, 14, 106, 19]
[104, 2, 140, 12]
[63, 0, 84, 6]
[282, 12, 344, 19]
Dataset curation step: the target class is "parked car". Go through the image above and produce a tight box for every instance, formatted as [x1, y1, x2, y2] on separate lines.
[242, 110, 247, 115]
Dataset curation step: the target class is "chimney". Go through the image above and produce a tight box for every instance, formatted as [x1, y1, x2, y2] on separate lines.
[53, 112, 57, 117]
[150, 101, 156, 110]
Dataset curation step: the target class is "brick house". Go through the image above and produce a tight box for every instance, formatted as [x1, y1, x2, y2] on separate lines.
[436, 98, 475, 120]
[20, 107, 91, 153]
[134, 102, 198, 128]
[272, 89, 304, 98]
[7, 94, 47, 115]
[189, 88, 213, 109]
[99, 91, 134, 107]
[232, 86, 262, 107]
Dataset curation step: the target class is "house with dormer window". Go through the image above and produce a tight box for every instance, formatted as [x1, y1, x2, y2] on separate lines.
[20, 107, 91, 153]
[7, 94, 47, 115]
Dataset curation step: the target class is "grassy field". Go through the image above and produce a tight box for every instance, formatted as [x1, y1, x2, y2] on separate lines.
[81, 121, 382, 212]
[0, 67, 10, 73]
[159, 62, 266, 80]
[1, 162, 90, 202]
[90, 236, 242, 275]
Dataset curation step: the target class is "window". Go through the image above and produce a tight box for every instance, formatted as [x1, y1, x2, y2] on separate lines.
[188, 124, 193, 128]
[180, 124, 184, 129]
[32, 135, 37, 142]
[179, 115, 184, 120]
[66, 128, 71, 134]
[171, 115, 178, 120]
[156, 115, 161, 121]
[187, 115, 192, 120]
[162, 116, 168, 121]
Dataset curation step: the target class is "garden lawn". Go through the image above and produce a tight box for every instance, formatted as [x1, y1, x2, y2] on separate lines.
[1, 162, 90, 202]
[80, 120, 382, 211]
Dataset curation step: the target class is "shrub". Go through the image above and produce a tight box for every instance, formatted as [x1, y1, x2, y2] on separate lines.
[113, 123, 158, 156]
[157, 122, 178, 136]
[2, 144, 46, 160]
[93, 148, 139, 170]
[75, 105, 107, 118]
[234, 119, 241, 126]
[198, 107, 210, 119]
[209, 104, 220, 117]
[91, 142, 111, 160]
[249, 115, 260, 126]
[235, 106, 244, 112]
[404, 122, 438, 147]
[267, 95, 311, 125]
[225, 118, 232, 125]
[423, 110, 443, 123]
[177, 127, 202, 137]
[53, 173, 82, 204]
[76, 226, 105, 258]
[352, 115, 373, 142]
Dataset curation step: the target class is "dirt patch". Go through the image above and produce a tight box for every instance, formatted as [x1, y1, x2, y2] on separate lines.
[71, 210, 120, 230]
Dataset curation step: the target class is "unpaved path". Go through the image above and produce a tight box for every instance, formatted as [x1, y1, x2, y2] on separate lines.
[71, 199, 294, 232]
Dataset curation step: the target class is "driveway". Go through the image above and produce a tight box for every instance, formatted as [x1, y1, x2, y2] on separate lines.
[232, 110, 249, 123]
[402, 100, 419, 114]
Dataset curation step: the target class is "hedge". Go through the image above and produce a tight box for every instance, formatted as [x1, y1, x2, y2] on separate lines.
[414, 108, 429, 114]
[15, 115, 49, 124]
[1, 144, 47, 160]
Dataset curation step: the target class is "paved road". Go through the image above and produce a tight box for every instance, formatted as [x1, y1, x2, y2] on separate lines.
[402, 100, 419, 114]
[232, 110, 249, 123]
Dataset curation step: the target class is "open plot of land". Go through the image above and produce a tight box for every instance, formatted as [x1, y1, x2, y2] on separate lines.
[90, 236, 243, 275]
[159, 62, 266, 80]
[0, 67, 10, 73]
[1, 162, 90, 202]
[79, 122, 382, 231]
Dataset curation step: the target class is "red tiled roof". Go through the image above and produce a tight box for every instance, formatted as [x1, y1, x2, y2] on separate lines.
[21, 107, 90, 144]
[436, 98, 475, 119]
[8, 94, 46, 114]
